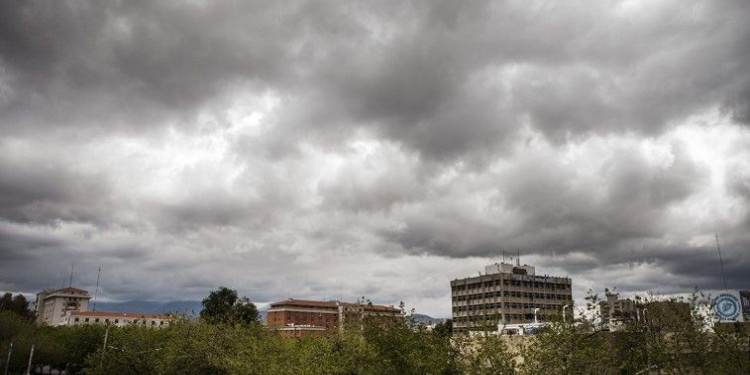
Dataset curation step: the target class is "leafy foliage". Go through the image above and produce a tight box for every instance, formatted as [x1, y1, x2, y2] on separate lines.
[199, 287, 259, 325]
[0, 293, 34, 321]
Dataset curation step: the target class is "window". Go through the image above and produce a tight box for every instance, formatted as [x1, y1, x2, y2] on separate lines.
[115, 319, 119, 323]
[74, 318, 80, 322]
[85, 318, 89, 322]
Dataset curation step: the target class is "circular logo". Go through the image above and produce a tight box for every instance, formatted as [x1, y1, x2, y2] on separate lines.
[714, 294, 741, 321]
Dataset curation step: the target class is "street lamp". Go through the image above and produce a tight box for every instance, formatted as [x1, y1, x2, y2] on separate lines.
[533, 308, 540, 324]
[562, 305, 569, 323]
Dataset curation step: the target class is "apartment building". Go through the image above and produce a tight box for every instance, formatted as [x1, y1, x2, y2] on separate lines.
[451, 261, 573, 333]
[35, 287, 92, 326]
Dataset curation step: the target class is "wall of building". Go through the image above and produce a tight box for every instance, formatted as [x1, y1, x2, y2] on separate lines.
[65, 312, 172, 327]
[35, 288, 92, 326]
[451, 263, 573, 332]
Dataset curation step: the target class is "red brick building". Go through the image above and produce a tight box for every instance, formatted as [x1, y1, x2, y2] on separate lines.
[267, 299, 402, 337]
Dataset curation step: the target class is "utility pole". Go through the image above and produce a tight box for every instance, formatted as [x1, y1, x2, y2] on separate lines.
[3, 342, 12, 375]
[24, 344, 33, 375]
[99, 324, 110, 371]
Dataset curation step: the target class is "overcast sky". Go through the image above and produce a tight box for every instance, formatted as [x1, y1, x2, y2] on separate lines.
[1, 0, 749, 317]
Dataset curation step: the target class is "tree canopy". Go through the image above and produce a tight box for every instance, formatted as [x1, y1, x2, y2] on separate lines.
[0, 292, 34, 321]
[199, 287, 259, 325]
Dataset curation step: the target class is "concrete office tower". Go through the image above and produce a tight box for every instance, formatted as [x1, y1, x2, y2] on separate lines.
[35, 287, 91, 326]
[451, 260, 573, 333]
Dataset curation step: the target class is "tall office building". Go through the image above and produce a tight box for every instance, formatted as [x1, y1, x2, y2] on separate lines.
[451, 261, 573, 333]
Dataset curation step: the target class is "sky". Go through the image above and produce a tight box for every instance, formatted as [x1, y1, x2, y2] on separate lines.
[1, 0, 749, 318]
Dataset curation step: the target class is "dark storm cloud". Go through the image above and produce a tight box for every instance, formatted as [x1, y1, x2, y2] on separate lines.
[0, 0, 300, 132]
[1, 1, 748, 153]
[388, 138, 708, 258]
[0, 144, 112, 227]
[2, 0, 750, 313]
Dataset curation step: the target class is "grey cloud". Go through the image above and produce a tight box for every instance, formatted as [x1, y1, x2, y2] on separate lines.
[0, 148, 112, 227]
[385, 139, 708, 259]
[2, 0, 750, 315]
[2, 1, 747, 157]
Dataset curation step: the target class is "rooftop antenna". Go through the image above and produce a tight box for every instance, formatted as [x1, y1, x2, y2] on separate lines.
[92, 266, 101, 312]
[516, 251, 520, 267]
[503, 250, 506, 263]
[715, 232, 729, 291]
[68, 263, 74, 288]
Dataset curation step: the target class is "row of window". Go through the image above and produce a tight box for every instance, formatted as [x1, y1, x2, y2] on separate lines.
[453, 314, 550, 324]
[453, 302, 563, 313]
[453, 291, 572, 301]
[73, 317, 166, 325]
[453, 279, 570, 291]
[284, 313, 336, 325]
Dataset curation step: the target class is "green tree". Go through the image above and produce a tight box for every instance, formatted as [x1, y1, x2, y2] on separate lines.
[519, 291, 615, 375]
[84, 324, 168, 375]
[456, 333, 516, 375]
[200, 287, 259, 325]
[0, 293, 34, 321]
[617, 292, 750, 374]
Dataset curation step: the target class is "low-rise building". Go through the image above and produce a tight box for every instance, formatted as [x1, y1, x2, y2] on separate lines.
[266, 298, 402, 336]
[34, 286, 174, 328]
[63, 311, 173, 327]
[599, 292, 637, 331]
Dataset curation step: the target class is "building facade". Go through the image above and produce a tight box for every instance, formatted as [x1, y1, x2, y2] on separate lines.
[267, 298, 402, 336]
[63, 311, 173, 327]
[599, 292, 637, 331]
[451, 261, 573, 333]
[35, 287, 92, 326]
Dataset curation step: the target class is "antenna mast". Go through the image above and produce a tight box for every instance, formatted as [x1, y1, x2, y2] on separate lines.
[68, 264, 74, 288]
[715, 232, 729, 291]
[93, 266, 101, 312]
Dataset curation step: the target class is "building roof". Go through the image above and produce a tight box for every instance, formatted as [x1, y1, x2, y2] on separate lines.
[72, 311, 172, 319]
[269, 298, 401, 313]
[42, 287, 91, 299]
[47, 287, 90, 294]
[270, 299, 339, 309]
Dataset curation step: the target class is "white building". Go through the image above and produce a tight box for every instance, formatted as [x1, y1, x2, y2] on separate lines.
[35, 287, 91, 326]
[63, 311, 173, 327]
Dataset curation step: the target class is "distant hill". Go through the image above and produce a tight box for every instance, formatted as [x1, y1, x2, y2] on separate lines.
[409, 313, 447, 326]
[93, 300, 272, 321]
[93, 300, 203, 316]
